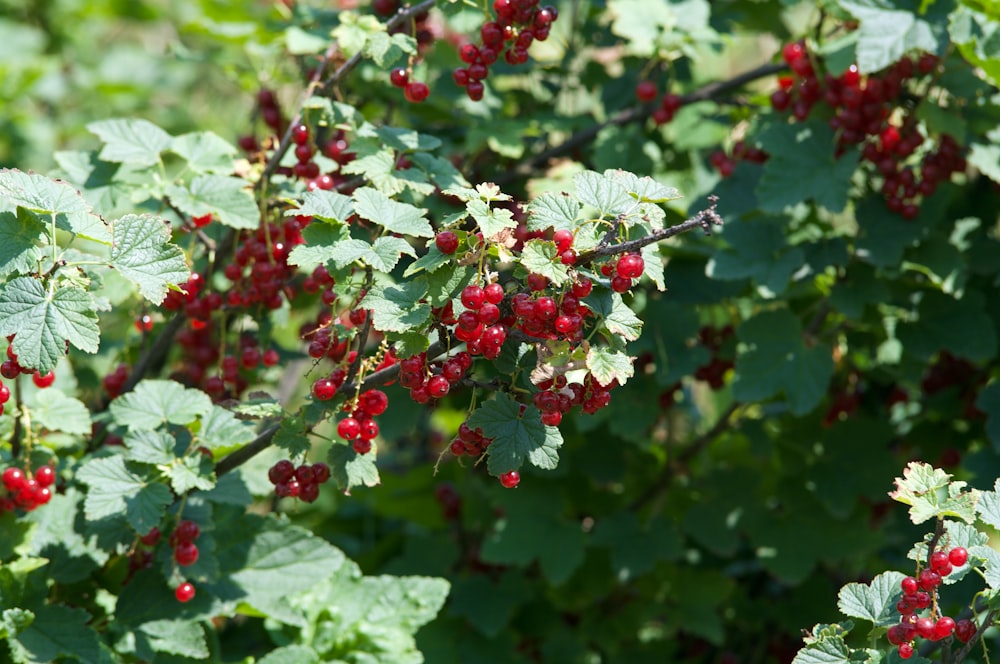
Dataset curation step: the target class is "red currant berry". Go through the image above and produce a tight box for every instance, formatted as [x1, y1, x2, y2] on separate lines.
[359, 419, 379, 440]
[175, 582, 196, 603]
[461, 285, 486, 310]
[934, 616, 956, 640]
[898, 643, 913, 659]
[949, 546, 968, 567]
[389, 68, 409, 87]
[269, 459, 295, 485]
[140, 527, 161, 546]
[635, 80, 657, 102]
[552, 229, 574, 253]
[499, 470, 520, 488]
[291, 124, 310, 146]
[484, 282, 505, 304]
[338, 417, 361, 440]
[616, 253, 645, 279]
[311, 462, 331, 484]
[34, 465, 56, 488]
[403, 81, 430, 103]
[955, 618, 976, 643]
[435, 231, 459, 254]
[312, 378, 337, 401]
[428, 375, 451, 398]
[32, 371, 55, 388]
[0, 383, 9, 404]
[174, 542, 199, 566]
[930, 550, 949, 572]
[900, 576, 918, 596]
[174, 520, 200, 543]
[2, 467, 26, 492]
[918, 568, 942, 590]
[352, 438, 373, 454]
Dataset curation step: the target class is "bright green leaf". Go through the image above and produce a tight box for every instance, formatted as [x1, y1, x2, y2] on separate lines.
[110, 379, 213, 430]
[167, 175, 258, 229]
[467, 393, 563, 474]
[110, 214, 190, 304]
[76, 456, 171, 532]
[836, 571, 905, 627]
[353, 187, 433, 238]
[0, 278, 100, 374]
[328, 444, 380, 491]
[519, 239, 570, 286]
[888, 461, 979, 524]
[170, 131, 237, 174]
[87, 118, 172, 167]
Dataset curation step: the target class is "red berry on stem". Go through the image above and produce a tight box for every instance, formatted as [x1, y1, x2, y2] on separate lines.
[33, 371, 55, 388]
[312, 378, 337, 401]
[338, 417, 361, 440]
[175, 582, 196, 603]
[389, 68, 409, 87]
[174, 542, 199, 566]
[35, 465, 55, 488]
[499, 470, 520, 488]
[635, 80, 657, 102]
[900, 576, 918, 596]
[435, 231, 459, 254]
[949, 546, 968, 567]
[404, 81, 430, 103]
[175, 520, 200, 543]
[484, 282, 505, 304]
[291, 124, 310, 145]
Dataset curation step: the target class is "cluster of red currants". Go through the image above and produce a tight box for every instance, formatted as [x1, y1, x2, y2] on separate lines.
[634, 81, 684, 126]
[888, 546, 976, 658]
[448, 421, 495, 458]
[171, 519, 201, 568]
[267, 458, 332, 500]
[398, 352, 474, 405]
[452, 0, 558, 101]
[1, 465, 55, 513]
[534, 370, 616, 421]
[598, 252, 645, 294]
[1, 336, 56, 398]
[693, 325, 735, 390]
[389, 67, 431, 103]
[709, 139, 769, 178]
[772, 41, 965, 218]
[510, 279, 590, 342]
[332, 389, 389, 455]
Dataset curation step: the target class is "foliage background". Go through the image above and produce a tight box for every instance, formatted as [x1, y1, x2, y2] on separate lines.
[2, 0, 1000, 661]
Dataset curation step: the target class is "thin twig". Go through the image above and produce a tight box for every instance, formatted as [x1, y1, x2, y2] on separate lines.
[576, 196, 723, 267]
[497, 62, 787, 185]
[629, 402, 742, 511]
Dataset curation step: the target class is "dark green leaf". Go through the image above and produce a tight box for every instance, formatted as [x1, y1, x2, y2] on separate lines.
[5, 605, 101, 664]
[76, 456, 171, 533]
[467, 393, 563, 474]
[756, 121, 857, 213]
[329, 444, 380, 491]
[897, 290, 997, 362]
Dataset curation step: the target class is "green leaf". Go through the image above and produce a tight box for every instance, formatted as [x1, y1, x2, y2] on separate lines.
[364, 30, 417, 66]
[0, 169, 111, 243]
[607, 169, 681, 203]
[361, 279, 431, 334]
[590, 291, 643, 341]
[110, 379, 213, 430]
[519, 239, 571, 286]
[87, 118, 172, 167]
[30, 389, 91, 435]
[134, 619, 208, 660]
[289, 189, 355, 223]
[968, 142, 1000, 183]
[586, 347, 634, 387]
[707, 218, 806, 295]
[467, 199, 517, 239]
[76, 456, 171, 533]
[198, 406, 256, 452]
[328, 444, 380, 492]
[790, 637, 851, 664]
[836, 571, 905, 627]
[526, 192, 581, 232]
[5, 605, 101, 664]
[257, 645, 320, 664]
[467, 393, 563, 474]
[731, 308, 834, 416]
[756, 121, 857, 213]
[574, 170, 633, 216]
[287, 222, 351, 271]
[110, 214, 190, 304]
[403, 243, 452, 277]
[971, 545, 1000, 589]
[0, 210, 45, 278]
[592, 512, 683, 580]
[170, 131, 237, 174]
[274, 415, 313, 457]
[897, 290, 997, 362]
[353, 187, 433, 238]
[375, 126, 442, 152]
[840, 1, 939, 74]
[0, 278, 100, 374]
[166, 175, 258, 229]
[888, 461, 979, 524]
[124, 430, 175, 465]
[978, 477, 1000, 530]
[322, 237, 416, 272]
[168, 455, 216, 494]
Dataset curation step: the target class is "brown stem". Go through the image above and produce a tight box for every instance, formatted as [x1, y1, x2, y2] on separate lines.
[575, 196, 723, 267]
[496, 62, 787, 185]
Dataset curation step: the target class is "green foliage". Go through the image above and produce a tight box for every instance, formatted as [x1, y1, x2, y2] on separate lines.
[0, 0, 999, 662]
